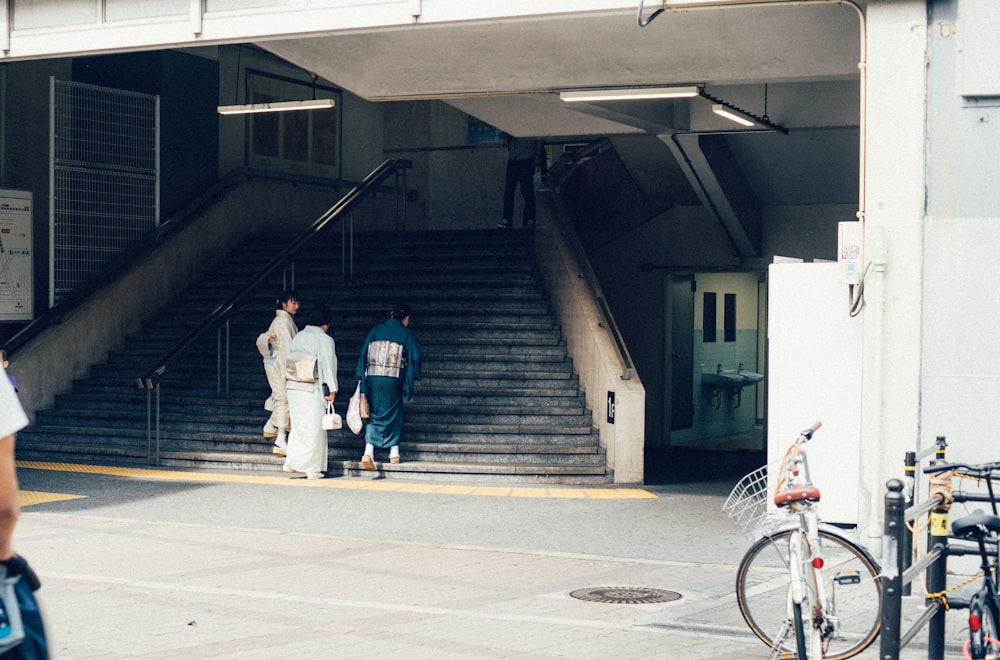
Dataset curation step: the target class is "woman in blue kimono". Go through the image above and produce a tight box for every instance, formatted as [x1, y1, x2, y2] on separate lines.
[355, 303, 422, 469]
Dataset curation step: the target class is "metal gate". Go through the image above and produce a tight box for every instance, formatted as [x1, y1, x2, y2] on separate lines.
[49, 77, 159, 307]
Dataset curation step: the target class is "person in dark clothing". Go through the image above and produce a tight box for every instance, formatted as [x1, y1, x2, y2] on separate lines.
[355, 304, 422, 469]
[498, 135, 544, 229]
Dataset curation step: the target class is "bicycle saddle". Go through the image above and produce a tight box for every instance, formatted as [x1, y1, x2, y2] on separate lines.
[773, 485, 821, 508]
[951, 510, 1000, 539]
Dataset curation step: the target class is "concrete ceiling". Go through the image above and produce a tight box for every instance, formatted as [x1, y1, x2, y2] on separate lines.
[260, 1, 865, 221]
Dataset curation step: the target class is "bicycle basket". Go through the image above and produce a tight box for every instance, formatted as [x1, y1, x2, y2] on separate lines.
[723, 465, 778, 539]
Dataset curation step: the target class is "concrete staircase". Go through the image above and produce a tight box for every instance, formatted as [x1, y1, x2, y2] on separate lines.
[16, 228, 610, 484]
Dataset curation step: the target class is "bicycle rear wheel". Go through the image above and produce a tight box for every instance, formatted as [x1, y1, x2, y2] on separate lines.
[736, 527, 882, 659]
[968, 591, 1000, 660]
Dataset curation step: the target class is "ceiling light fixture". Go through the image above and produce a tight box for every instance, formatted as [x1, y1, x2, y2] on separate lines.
[217, 98, 335, 115]
[698, 88, 787, 133]
[711, 104, 756, 127]
[559, 86, 702, 103]
[558, 83, 787, 133]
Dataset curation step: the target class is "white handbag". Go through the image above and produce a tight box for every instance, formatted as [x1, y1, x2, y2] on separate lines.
[321, 401, 342, 430]
[346, 382, 364, 435]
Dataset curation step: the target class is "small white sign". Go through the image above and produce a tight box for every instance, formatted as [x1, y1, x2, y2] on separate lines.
[0, 189, 33, 321]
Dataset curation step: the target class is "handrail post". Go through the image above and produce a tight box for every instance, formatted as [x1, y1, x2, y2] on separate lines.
[902, 450, 916, 596]
[926, 451, 950, 660]
[880, 478, 905, 660]
[348, 212, 354, 282]
[217, 323, 223, 396]
[145, 384, 153, 465]
[225, 319, 230, 398]
[395, 164, 406, 231]
[216, 320, 231, 398]
[155, 382, 161, 465]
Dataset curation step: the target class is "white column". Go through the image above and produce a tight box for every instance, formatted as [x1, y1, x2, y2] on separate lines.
[857, 0, 928, 542]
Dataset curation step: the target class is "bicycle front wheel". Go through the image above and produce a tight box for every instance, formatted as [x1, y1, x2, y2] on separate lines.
[736, 527, 882, 659]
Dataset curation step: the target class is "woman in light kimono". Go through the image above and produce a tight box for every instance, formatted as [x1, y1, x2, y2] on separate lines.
[355, 303, 422, 469]
[256, 290, 300, 455]
[283, 304, 338, 479]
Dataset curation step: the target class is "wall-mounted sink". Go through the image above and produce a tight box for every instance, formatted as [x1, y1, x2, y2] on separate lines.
[701, 370, 765, 388]
[702, 372, 745, 388]
[735, 370, 764, 384]
[702, 366, 764, 410]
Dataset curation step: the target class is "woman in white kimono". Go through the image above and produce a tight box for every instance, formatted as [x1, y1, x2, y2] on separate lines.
[256, 290, 300, 455]
[283, 304, 338, 479]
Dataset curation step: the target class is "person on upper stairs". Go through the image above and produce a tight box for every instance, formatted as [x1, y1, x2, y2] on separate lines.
[497, 134, 545, 229]
[355, 303, 422, 469]
[256, 290, 300, 456]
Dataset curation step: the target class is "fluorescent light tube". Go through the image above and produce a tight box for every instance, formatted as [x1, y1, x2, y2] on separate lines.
[711, 104, 756, 127]
[560, 86, 701, 102]
[217, 98, 335, 115]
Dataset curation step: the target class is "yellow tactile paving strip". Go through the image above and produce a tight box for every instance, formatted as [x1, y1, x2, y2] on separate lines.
[15, 461, 658, 500]
[18, 490, 86, 506]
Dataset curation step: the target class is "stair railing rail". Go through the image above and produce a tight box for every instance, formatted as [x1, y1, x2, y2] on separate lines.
[135, 157, 412, 465]
[545, 140, 634, 380]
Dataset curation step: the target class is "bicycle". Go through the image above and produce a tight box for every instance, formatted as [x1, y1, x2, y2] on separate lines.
[726, 422, 883, 659]
[921, 460, 1000, 660]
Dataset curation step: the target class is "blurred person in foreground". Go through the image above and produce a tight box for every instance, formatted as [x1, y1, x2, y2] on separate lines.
[0, 361, 51, 658]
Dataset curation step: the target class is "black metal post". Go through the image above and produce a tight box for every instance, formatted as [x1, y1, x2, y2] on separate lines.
[903, 451, 916, 596]
[880, 479, 905, 660]
[926, 462, 950, 660]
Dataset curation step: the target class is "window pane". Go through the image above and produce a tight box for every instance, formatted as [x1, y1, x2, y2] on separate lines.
[703, 292, 717, 343]
[724, 293, 736, 342]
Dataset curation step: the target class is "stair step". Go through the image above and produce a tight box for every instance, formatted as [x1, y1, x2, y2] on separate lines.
[16, 227, 612, 485]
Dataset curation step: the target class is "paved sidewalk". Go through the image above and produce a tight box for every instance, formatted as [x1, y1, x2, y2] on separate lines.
[11, 464, 965, 659]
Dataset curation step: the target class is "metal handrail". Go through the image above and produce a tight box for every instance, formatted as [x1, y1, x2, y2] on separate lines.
[545, 142, 635, 380]
[135, 157, 412, 387]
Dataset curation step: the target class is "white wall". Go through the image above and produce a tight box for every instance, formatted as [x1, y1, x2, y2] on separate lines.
[920, 2, 1000, 470]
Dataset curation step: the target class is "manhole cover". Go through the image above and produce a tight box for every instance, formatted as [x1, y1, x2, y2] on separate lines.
[569, 586, 682, 604]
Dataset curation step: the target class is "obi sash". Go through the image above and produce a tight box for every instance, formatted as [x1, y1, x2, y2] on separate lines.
[365, 340, 406, 378]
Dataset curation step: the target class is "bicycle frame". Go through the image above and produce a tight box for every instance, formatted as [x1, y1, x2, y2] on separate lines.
[786, 511, 829, 657]
[776, 423, 836, 659]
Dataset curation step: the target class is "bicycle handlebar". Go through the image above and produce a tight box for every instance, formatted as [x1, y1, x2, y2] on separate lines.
[799, 421, 823, 441]
[923, 461, 1000, 477]
[953, 492, 999, 504]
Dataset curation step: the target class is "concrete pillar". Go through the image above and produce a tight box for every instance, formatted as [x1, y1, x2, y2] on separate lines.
[857, 0, 928, 542]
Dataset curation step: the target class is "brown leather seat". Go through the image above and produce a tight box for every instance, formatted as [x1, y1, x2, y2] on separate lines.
[773, 485, 822, 508]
